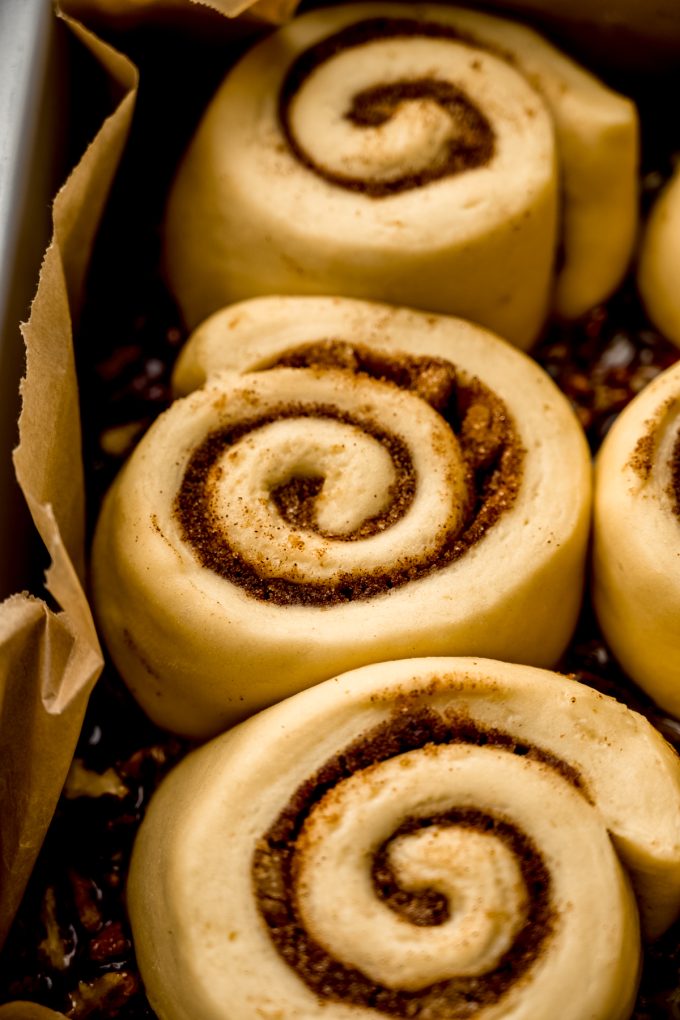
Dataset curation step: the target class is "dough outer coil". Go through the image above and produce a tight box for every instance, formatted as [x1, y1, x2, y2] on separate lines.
[127, 657, 680, 1020]
[92, 298, 591, 737]
[163, 3, 637, 346]
[593, 359, 680, 715]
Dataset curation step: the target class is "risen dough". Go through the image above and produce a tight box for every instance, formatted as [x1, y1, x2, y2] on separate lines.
[92, 299, 591, 737]
[639, 165, 680, 350]
[128, 657, 680, 1020]
[164, 3, 637, 345]
[593, 360, 680, 714]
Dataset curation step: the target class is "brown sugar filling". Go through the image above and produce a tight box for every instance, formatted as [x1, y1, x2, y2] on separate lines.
[278, 17, 495, 197]
[253, 706, 562, 1016]
[627, 402, 680, 519]
[173, 344, 524, 606]
[628, 430, 655, 481]
[671, 430, 680, 519]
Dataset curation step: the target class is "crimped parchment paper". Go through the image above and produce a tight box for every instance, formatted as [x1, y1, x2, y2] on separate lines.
[0, 10, 136, 959]
[0, 1, 298, 1008]
[65, 0, 300, 26]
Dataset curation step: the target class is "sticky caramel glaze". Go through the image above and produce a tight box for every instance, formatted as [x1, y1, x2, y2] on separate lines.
[278, 17, 495, 197]
[174, 346, 523, 605]
[252, 707, 573, 1016]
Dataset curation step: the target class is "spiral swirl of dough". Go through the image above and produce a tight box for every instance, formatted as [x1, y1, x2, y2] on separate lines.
[593, 360, 680, 714]
[277, 19, 498, 198]
[127, 657, 680, 1020]
[163, 3, 637, 347]
[169, 369, 474, 598]
[92, 300, 590, 738]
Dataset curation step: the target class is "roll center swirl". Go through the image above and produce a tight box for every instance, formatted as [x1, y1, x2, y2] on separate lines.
[279, 17, 496, 197]
[253, 706, 564, 1015]
[174, 349, 523, 605]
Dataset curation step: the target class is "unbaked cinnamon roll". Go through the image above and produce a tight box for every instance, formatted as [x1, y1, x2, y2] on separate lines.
[163, 3, 638, 348]
[638, 164, 680, 350]
[593, 360, 680, 714]
[127, 656, 680, 1020]
[91, 300, 590, 737]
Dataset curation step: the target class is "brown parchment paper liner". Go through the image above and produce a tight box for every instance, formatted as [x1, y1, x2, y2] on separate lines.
[0, 12, 137, 957]
[0, 0, 300, 1009]
[63, 0, 301, 29]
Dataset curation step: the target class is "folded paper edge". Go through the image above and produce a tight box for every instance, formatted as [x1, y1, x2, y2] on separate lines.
[189, 0, 300, 23]
[0, 5, 138, 963]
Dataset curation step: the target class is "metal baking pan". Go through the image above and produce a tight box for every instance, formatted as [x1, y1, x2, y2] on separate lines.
[0, 0, 69, 599]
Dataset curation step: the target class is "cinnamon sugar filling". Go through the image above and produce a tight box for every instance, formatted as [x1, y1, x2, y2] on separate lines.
[278, 17, 496, 197]
[173, 345, 524, 605]
[627, 402, 680, 519]
[671, 430, 680, 519]
[253, 707, 563, 1016]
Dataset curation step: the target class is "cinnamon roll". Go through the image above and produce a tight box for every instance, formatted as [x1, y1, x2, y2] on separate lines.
[91, 300, 591, 738]
[127, 657, 680, 1020]
[163, 3, 638, 347]
[638, 164, 680, 349]
[593, 360, 680, 714]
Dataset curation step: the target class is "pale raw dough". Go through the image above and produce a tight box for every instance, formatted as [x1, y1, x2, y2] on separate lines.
[127, 657, 680, 1020]
[163, 3, 638, 345]
[92, 299, 591, 737]
[593, 360, 680, 714]
[639, 165, 680, 350]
